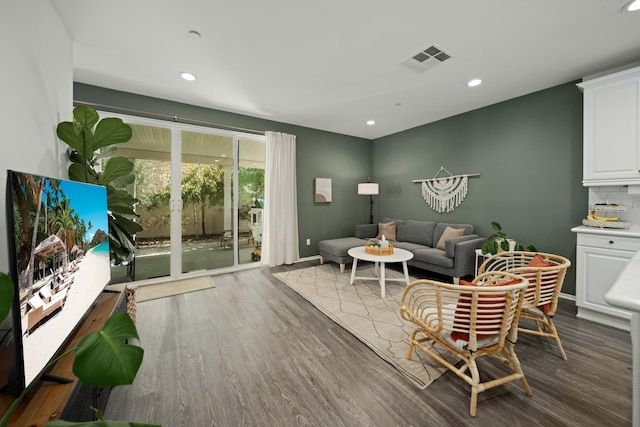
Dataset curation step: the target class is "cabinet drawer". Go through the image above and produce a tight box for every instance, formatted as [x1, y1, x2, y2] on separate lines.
[576, 233, 640, 251]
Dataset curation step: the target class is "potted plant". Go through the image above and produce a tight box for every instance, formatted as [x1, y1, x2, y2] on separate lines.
[481, 221, 538, 255]
[56, 106, 143, 266]
[0, 272, 157, 427]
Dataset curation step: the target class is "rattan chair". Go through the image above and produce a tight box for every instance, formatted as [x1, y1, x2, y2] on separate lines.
[477, 251, 571, 360]
[400, 271, 531, 417]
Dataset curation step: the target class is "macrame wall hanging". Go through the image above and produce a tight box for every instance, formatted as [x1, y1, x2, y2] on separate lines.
[412, 167, 480, 213]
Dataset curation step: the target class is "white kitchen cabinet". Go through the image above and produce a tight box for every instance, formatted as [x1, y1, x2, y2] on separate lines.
[573, 227, 636, 330]
[578, 66, 640, 186]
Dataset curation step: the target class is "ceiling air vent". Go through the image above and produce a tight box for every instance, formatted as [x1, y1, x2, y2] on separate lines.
[402, 44, 454, 73]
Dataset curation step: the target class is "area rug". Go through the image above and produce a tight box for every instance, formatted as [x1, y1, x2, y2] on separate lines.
[135, 276, 215, 302]
[273, 264, 449, 389]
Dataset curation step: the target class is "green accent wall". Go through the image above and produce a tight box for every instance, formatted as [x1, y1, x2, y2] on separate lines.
[75, 80, 587, 294]
[372, 81, 587, 294]
[73, 83, 373, 259]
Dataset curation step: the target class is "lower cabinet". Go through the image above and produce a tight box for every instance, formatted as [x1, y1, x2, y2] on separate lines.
[575, 230, 635, 330]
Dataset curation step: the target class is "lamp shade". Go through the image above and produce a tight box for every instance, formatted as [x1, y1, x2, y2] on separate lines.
[358, 183, 379, 195]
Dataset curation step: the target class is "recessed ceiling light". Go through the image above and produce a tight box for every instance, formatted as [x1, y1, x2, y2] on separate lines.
[180, 72, 196, 81]
[366, 120, 376, 126]
[623, 0, 640, 11]
[467, 78, 482, 87]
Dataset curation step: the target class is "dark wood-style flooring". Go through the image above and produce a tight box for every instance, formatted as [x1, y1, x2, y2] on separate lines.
[105, 261, 632, 426]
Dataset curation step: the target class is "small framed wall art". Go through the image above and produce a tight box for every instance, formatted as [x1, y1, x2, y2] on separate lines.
[314, 178, 332, 203]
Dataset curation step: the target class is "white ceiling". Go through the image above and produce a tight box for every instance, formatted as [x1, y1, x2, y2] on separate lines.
[50, 0, 640, 140]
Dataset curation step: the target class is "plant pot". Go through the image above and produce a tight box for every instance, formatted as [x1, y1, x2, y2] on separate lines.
[496, 238, 516, 253]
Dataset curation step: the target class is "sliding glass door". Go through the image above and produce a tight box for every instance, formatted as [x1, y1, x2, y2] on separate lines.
[179, 130, 234, 273]
[107, 114, 265, 283]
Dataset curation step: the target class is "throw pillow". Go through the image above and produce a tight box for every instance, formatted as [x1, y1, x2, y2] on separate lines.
[376, 221, 396, 241]
[451, 278, 521, 343]
[527, 254, 557, 314]
[435, 226, 464, 250]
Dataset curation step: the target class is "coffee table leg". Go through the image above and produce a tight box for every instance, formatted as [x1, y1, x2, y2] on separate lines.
[350, 257, 358, 285]
[402, 261, 410, 286]
[380, 261, 386, 298]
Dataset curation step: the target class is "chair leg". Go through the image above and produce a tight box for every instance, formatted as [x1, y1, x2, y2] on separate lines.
[340, 263, 345, 273]
[504, 342, 533, 396]
[407, 329, 423, 360]
[546, 317, 568, 361]
[320, 256, 324, 265]
[468, 358, 481, 417]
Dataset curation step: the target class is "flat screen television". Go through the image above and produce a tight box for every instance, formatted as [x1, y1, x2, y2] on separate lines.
[4, 170, 111, 393]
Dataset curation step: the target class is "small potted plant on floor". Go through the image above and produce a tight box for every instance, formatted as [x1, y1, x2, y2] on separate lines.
[481, 221, 538, 255]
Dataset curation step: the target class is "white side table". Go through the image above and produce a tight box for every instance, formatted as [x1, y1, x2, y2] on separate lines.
[347, 246, 414, 298]
[475, 248, 491, 274]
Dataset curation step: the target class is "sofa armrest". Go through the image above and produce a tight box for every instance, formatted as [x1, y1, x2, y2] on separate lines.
[445, 234, 484, 258]
[450, 236, 486, 278]
[355, 223, 378, 239]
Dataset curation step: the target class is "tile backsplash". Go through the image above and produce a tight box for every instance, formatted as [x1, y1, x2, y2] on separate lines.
[589, 186, 640, 225]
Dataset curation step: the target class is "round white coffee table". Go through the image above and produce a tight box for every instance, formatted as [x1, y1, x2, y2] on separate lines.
[347, 246, 414, 298]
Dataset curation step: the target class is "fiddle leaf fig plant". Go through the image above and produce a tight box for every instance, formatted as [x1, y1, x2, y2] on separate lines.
[481, 221, 538, 255]
[57, 106, 143, 265]
[0, 272, 156, 427]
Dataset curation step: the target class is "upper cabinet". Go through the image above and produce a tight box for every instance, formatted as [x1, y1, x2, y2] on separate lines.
[578, 66, 640, 186]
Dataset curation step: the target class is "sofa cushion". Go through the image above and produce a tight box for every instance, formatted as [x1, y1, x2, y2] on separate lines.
[401, 220, 436, 246]
[318, 237, 367, 257]
[392, 241, 427, 253]
[382, 217, 406, 241]
[375, 221, 396, 241]
[436, 226, 465, 250]
[433, 223, 473, 247]
[355, 223, 378, 239]
[412, 247, 454, 268]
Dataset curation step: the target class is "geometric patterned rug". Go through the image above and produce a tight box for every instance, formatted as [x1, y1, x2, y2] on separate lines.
[273, 263, 449, 389]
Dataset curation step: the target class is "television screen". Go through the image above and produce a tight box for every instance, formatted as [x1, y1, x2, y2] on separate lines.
[5, 170, 111, 392]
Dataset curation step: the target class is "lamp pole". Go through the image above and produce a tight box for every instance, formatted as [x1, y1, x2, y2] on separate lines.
[369, 195, 374, 224]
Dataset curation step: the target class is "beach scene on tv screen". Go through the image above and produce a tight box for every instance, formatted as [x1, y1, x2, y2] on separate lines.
[10, 172, 111, 385]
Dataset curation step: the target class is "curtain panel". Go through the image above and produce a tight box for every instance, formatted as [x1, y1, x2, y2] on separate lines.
[263, 131, 299, 266]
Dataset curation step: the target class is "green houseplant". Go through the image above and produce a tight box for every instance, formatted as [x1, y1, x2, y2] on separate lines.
[481, 221, 538, 255]
[0, 272, 155, 427]
[56, 106, 143, 265]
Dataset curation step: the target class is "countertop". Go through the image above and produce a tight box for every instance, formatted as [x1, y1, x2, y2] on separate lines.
[606, 250, 640, 312]
[571, 225, 640, 238]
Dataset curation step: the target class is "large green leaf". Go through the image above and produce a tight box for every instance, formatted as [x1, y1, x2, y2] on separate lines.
[73, 312, 143, 387]
[90, 118, 132, 152]
[99, 157, 134, 186]
[73, 106, 100, 130]
[111, 212, 143, 235]
[111, 173, 136, 189]
[56, 121, 84, 153]
[110, 219, 138, 252]
[0, 272, 14, 324]
[68, 162, 98, 185]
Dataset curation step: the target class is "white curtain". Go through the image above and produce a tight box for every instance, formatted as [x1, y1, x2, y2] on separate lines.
[262, 131, 299, 266]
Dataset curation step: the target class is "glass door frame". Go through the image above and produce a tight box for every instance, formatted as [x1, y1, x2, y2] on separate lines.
[99, 111, 265, 283]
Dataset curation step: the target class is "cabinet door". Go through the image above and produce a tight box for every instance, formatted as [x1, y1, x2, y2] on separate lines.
[582, 76, 640, 185]
[576, 245, 633, 319]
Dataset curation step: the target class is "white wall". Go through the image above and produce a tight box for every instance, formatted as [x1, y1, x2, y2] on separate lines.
[0, 1, 73, 274]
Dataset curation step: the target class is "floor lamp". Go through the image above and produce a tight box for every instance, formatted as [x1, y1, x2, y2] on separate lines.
[358, 182, 379, 224]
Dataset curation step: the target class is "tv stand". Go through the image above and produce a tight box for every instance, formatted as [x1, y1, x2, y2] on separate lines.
[0, 284, 127, 426]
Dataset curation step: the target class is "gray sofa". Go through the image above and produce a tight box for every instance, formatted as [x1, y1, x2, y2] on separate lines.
[318, 218, 486, 282]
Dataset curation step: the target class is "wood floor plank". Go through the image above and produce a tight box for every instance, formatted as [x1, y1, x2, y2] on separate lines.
[104, 261, 632, 426]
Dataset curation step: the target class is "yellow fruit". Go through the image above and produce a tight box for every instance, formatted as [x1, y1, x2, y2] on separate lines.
[592, 213, 618, 221]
